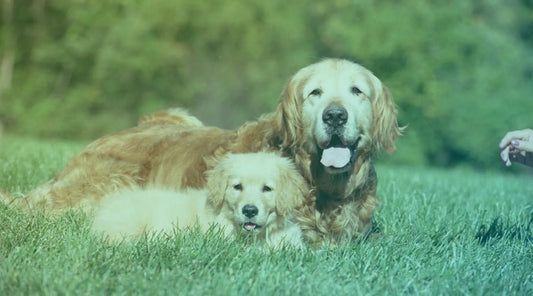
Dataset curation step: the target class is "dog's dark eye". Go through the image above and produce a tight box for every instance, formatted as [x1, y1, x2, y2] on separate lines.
[262, 185, 272, 192]
[233, 184, 243, 191]
[309, 88, 322, 96]
[351, 86, 362, 95]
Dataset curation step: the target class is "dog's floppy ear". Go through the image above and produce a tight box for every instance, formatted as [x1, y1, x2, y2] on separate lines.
[272, 76, 307, 150]
[371, 83, 402, 154]
[204, 160, 229, 213]
[274, 160, 309, 216]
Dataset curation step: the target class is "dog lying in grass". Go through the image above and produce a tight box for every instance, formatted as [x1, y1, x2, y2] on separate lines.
[91, 152, 309, 249]
[13, 59, 400, 244]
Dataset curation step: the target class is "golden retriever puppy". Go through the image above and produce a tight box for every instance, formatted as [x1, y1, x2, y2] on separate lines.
[15, 58, 400, 245]
[92, 152, 308, 249]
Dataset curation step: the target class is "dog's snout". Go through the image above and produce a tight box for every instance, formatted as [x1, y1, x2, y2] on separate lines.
[242, 205, 258, 218]
[322, 104, 348, 127]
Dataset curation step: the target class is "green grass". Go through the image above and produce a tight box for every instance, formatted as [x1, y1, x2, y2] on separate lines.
[1, 135, 532, 295]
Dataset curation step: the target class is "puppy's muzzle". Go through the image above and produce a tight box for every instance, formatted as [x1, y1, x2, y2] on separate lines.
[242, 204, 261, 232]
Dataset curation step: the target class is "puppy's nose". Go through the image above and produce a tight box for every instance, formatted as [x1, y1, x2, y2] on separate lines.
[322, 104, 348, 127]
[242, 205, 258, 218]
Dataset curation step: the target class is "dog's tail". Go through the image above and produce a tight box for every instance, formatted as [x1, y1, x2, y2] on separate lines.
[0, 188, 31, 209]
[138, 108, 204, 127]
[0, 187, 16, 206]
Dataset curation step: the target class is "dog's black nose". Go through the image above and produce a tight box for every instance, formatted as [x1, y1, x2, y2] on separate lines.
[322, 104, 348, 127]
[242, 205, 258, 218]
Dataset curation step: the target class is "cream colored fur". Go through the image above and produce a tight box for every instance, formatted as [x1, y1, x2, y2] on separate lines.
[92, 152, 308, 249]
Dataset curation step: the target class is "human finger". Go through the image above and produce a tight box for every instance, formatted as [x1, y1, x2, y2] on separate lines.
[511, 139, 533, 153]
[499, 130, 529, 148]
[500, 146, 511, 166]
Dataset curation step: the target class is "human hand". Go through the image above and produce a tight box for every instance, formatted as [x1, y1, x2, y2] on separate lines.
[499, 129, 533, 167]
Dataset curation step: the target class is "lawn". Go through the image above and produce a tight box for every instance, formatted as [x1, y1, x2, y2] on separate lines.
[0, 135, 531, 295]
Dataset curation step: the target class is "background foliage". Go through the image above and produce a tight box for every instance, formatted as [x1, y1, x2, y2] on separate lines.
[1, 0, 532, 169]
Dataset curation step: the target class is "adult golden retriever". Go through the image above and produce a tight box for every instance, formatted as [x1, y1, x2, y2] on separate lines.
[14, 58, 400, 244]
[92, 152, 307, 249]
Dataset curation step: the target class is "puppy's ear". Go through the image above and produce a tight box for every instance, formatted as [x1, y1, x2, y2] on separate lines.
[371, 84, 402, 154]
[272, 77, 307, 150]
[274, 160, 308, 216]
[205, 161, 229, 213]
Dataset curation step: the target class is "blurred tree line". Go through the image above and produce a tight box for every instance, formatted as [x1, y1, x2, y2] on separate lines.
[0, 0, 532, 169]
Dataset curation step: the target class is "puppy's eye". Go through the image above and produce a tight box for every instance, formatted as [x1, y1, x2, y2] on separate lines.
[233, 184, 243, 191]
[309, 88, 322, 97]
[351, 86, 362, 96]
[262, 185, 273, 192]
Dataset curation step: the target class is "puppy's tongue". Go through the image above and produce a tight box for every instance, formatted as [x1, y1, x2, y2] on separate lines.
[244, 223, 257, 231]
[320, 147, 351, 168]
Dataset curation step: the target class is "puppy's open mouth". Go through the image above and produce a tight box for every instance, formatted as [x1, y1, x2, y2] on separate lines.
[318, 135, 360, 173]
[243, 222, 262, 232]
